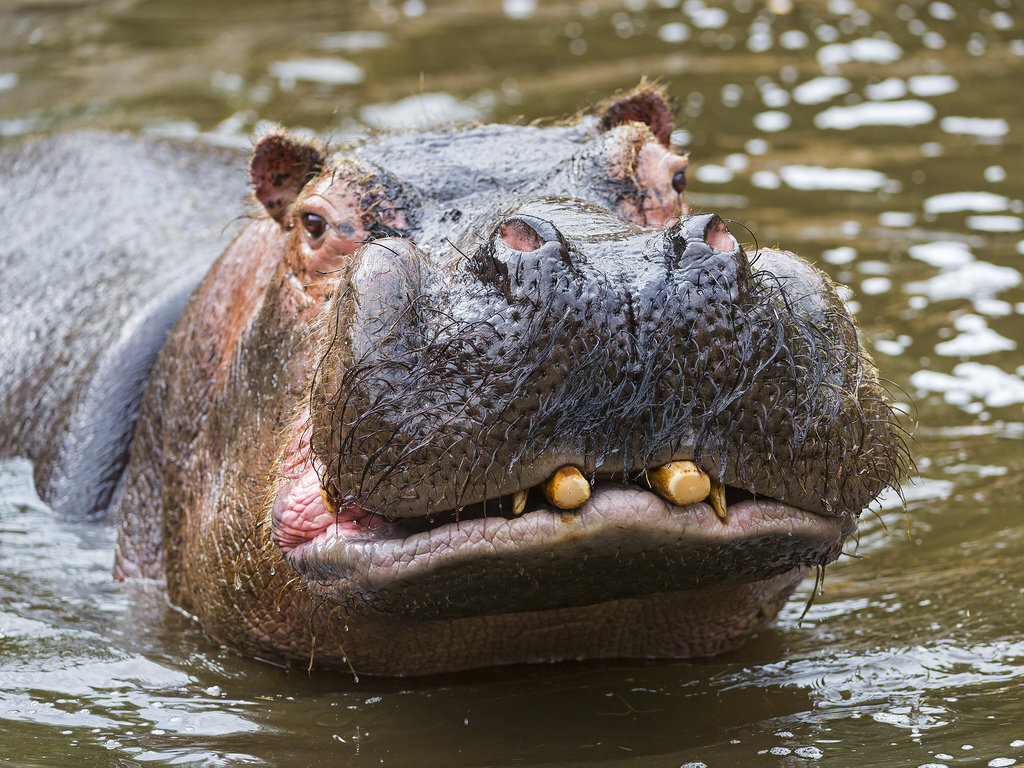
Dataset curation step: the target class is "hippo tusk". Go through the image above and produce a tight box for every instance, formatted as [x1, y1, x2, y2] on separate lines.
[647, 460, 711, 507]
[321, 482, 339, 514]
[512, 489, 528, 515]
[542, 466, 591, 510]
[708, 477, 728, 521]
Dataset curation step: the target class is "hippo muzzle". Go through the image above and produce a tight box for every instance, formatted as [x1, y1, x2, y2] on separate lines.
[270, 199, 900, 622]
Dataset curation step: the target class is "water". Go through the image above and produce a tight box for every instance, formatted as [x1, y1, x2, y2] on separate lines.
[2, 0, 1023, 765]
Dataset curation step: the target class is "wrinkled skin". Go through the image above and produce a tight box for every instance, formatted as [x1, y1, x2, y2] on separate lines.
[1, 84, 907, 675]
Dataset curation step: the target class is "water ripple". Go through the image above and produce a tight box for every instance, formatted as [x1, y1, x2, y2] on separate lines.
[268, 58, 365, 88]
[924, 191, 1015, 215]
[778, 164, 899, 192]
[911, 363, 1024, 407]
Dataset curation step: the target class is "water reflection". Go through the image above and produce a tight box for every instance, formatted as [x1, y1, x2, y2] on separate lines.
[814, 99, 937, 129]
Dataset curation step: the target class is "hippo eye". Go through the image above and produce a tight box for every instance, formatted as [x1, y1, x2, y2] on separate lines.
[299, 211, 326, 241]
[672, 169, 687, 194]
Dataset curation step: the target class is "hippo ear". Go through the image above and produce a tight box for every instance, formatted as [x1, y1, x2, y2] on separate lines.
[595, 81, 676, 147]
[250, 131, 326, 226]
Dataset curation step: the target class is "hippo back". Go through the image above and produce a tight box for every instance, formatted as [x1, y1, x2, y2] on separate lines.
[0, 132, 249, 517]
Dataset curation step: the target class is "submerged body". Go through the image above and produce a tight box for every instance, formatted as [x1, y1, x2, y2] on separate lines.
[0, 85, 906, 675]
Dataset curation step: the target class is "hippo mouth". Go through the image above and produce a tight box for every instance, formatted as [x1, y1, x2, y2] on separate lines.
[270, 414, 847, 620]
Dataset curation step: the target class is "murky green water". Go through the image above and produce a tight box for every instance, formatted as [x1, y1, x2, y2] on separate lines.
[2, 0, 1023, 765]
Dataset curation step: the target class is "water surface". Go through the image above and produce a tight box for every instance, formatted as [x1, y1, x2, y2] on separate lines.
[2, 0, 1023, 765]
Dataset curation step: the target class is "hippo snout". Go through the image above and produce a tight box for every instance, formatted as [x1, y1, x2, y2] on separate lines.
[301, 198, 900, 540]
[272, 186, 903, 623]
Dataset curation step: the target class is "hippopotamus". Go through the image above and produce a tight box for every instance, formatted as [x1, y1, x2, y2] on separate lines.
[0, 83, 906, 675]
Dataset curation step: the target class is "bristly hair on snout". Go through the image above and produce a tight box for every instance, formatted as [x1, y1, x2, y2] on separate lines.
[304, 229, 911, 523]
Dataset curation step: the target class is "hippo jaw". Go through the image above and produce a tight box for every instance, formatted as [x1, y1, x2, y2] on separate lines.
[271, 431, 849, 621]
[266, 204, 901, 635]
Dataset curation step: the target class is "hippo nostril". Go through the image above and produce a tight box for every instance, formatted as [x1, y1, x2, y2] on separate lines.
[673, 213, 715, 245]
[671, 213, 740, 254]
[495, 214, 562, 253]
[704, 217, 737, 252]
[473, 214, 575, 297]
[704, 215, 738, 253]
[498, 219, 545, 252]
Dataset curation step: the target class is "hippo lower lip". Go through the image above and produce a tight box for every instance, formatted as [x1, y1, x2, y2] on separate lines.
[274, 444, 846, 620]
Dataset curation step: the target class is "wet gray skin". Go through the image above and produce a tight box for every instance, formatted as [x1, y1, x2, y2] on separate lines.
[0, 133, 249, 517]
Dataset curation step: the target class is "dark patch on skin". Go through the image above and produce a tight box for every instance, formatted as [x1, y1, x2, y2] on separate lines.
[355, 168, 416, 241]
[366, 220, 407, 240]
[319, 159, 417, 248]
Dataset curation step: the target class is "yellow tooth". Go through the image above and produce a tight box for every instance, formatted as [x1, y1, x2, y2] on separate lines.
[512, 489, 528, 516]
[321, 483, 339, 514]
[647, 460, 711, 506]
[708, 477, 728, 521]
[542, 466, 591, 510]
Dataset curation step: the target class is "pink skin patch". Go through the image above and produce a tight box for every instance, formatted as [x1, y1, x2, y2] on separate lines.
[605, 126, 690, 227]
[498, 219, 546, 251]
[270, 409, 384, 552]
[289, 171, 410, 294]
[634, 141, 690, 225]
[705, 217, 738, 253]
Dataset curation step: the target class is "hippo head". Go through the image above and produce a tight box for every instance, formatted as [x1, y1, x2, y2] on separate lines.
[119, 84, 907, 675]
